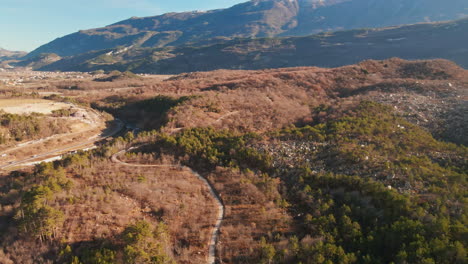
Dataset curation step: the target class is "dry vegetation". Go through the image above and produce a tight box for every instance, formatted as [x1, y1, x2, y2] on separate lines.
[7, 59, 465, 141]
[118, 147, 292, 263]
[0, 97, 109, 167]
[0, 58, 466, 263]
[205, 167, 291, 263]
[48, 59, 466, 142]
[0, 148, 220, 263]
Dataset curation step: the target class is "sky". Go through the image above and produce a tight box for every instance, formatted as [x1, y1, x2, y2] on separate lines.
[0, 0, 246, 52]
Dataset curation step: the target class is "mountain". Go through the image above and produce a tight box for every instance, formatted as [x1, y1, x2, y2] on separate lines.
[12, 53, 61, 69]
[27, 0, 468, 58]
[38, 18, 468, 73]
[0, 48, 27, 61]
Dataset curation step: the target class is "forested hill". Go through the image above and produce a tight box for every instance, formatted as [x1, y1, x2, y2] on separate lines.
[26, 0, 468, 58]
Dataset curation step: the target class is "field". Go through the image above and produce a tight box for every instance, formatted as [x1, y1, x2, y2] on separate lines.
[0, 99, 71, 114]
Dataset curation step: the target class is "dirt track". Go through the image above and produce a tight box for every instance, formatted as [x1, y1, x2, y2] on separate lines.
[112, 149, 224, 264]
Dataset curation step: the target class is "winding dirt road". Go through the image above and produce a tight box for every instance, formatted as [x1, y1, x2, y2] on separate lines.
[112, 149, 224, 264]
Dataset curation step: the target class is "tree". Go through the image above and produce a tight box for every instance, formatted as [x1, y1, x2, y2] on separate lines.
[260, 237, 276, 264]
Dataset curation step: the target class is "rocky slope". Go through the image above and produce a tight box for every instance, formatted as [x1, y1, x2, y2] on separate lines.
[27, 0, 468, 58]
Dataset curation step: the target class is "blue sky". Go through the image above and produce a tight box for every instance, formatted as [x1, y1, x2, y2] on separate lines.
[0, 0, 246, 52]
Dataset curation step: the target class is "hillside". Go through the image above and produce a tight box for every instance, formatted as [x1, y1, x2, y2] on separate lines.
[39, 18, 468, 73]
[0, 59, 466, 263]
[27, 0, 468, 58]
[72, 58, 467, 145]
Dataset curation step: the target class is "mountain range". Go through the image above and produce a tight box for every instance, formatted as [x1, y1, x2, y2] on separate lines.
[36, 18, 468, 73]
[27, 0, 468, 58]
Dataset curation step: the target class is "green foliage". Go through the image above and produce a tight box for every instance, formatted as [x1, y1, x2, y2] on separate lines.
[51, 108, 75, 117]
[122, 221, 174, 264]
[281, 170, 467, 264]
[14, 163, 71, 241]
[157, 127, 271, 171]
[60, 245, 117, 264]
[264, 102, 467, 264]
[259, 237, 276, 264]
[94, 70, 141, 82]
[80, 248, 116, 264]
[94, 54, 117, 64]
[56, 221, 172, 264]
[44, 94, 80, 105]
[274, 124, 326, 141]
[277, 101, 467, 191]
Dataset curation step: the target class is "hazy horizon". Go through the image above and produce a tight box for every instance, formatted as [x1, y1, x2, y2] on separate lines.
[0, 0, 245, 52]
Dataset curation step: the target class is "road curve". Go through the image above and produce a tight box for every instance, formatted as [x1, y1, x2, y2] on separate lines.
[112, 149, 224, 264]
[0, 119, 124, 170]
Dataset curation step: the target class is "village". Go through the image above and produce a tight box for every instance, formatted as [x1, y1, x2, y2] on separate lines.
[0, 69, 88, 87]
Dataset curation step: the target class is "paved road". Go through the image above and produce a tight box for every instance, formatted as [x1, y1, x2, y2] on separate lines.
[112, 149, 224, 264]
[0, 119, 124, 170]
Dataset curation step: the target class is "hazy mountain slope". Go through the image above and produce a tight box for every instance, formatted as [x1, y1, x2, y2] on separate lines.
[12, 53, 61, 70]
[0, 48, 27, 61]
[27, 0, 468, 58]
[289, 0, 468, 35]
[39, 18, 468, 73]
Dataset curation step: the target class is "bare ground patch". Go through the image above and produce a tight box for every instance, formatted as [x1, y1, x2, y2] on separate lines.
[0, 99, 71, 115]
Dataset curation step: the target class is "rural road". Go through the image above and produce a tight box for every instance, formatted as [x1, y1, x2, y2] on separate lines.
[0, 119, 124, 170]
[2, 111, 225, 263]
[112, 149, 224, 264]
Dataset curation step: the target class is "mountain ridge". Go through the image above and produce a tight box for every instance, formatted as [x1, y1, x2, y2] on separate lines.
[0, 48, 27, 61]
[27, 0, 468, 58]
[37, 18, 468, 73]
